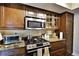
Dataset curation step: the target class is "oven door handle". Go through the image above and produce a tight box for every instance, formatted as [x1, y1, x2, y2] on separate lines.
[27, 49, 37, 53]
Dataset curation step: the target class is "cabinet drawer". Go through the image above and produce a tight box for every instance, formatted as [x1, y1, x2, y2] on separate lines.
[50, 48, 66, 56]
[50, 40, 66, 51]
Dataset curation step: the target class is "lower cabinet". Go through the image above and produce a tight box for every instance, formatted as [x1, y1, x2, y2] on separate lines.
[0, 47, 25, 56]
[50, 40, 66, 56]
[50, 48, 66, 56]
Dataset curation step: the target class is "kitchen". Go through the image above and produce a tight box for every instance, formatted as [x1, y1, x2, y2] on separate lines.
[0, 3, 73, 56]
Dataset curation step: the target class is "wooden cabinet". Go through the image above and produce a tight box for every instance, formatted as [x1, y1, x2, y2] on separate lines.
[18, 47, 26, 56]
[50, 40, 66, 56]
[0, 4, 4, 27]
[50, 48, 66, 56]
[0, 4, 26, 29]
[60, 12, 74, 55]
[0, 47, 25, 56]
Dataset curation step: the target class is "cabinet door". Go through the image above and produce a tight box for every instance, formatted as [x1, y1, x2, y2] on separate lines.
[0, 4, 25, 29]
[66, 13, 73, 55]
[50, 40, 66, 52]
[0, 4, 4, 27]
[50, 48, 66, 56]
[60, 12, 73, 55]
[18, 47, 25, 56]
[60, 14, 66, 38]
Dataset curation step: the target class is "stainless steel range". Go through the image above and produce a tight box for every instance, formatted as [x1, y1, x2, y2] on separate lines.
[25, 36, 50, 56]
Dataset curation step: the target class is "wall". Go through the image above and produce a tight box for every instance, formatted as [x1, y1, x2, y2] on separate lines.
[73, 8, 79, 56]
[0, 30, 45, 37]
[25, 3, 73, 13]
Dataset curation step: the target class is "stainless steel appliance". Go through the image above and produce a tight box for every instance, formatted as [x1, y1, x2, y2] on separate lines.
[24, 16, 45, 29]
[25, 36, 50, 56]
[3, 35, 20, 44]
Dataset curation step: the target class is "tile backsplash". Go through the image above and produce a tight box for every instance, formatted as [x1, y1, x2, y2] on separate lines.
[0, 29, 45, 37]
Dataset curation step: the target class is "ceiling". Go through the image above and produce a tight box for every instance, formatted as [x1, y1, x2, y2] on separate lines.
[24, 3, 79, 13]
[56, 3, 79, 10]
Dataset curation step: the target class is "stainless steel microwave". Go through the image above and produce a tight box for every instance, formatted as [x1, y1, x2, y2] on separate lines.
[3, 35, 19, 44]
[24, 16, 46, 29]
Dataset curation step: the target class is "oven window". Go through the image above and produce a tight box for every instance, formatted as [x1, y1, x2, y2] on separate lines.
[27, 21, 42, 28]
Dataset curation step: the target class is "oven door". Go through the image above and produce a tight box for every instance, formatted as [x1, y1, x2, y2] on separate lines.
[25, 18, 45, 29]
[26, 49, 37, 56]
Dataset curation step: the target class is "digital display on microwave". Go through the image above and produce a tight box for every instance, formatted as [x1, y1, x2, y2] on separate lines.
[27, 21, 42, 28]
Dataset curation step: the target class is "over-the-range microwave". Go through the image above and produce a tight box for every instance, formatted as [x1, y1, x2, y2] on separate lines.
[24, 16, 46, 29]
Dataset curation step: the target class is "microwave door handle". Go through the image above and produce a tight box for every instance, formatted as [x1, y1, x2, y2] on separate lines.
[42, 22, 45, 28]
[42, 23, 43, 28]
[25, 19, 28, 29]
[42, 23, 44, 28]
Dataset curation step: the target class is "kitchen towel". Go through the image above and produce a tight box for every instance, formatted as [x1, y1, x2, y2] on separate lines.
[43, 47, 50, 56]
[37, 48, 42, 56]
[59, 32, 63, 40]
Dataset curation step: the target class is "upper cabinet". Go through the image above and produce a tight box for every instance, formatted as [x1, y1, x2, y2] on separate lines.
[0, 4, 26, 29]
[0, 4, 4, 28]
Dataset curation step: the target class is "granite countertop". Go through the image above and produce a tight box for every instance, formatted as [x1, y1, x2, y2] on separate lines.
[0, 41, 25, 51]
[49, 38, 65, 42]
